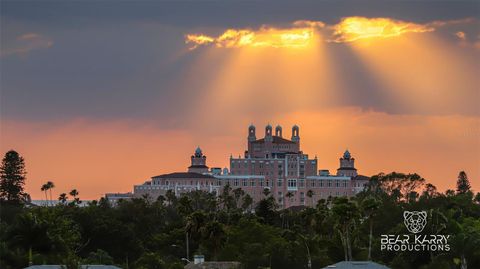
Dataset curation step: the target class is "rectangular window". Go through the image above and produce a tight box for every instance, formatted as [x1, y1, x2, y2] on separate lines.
[243, 179, 248, 187]
[299, 179, 305, 188]
[278, 179, 283, 187]
[259, 179, 264, 186]
[250, 179, 255, 187]
[234, 179, 239, 186]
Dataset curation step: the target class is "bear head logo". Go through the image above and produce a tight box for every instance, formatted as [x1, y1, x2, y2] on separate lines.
[403, 211, 427, 234]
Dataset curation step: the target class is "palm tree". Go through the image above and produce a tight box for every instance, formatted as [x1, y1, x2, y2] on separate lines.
[185, 211, 207, 260]
[40, 183, 50, 206]
[46, 181, 54, 205]
[58, 193, 68, 205]
[69, 189, 80, 205]
[219, 184, 235, 210]
[69, 189, 78, 198]
[233, 188, 245, 208]
[306, 190, 314, 207]
[262, 187, 271, 197]
[165, 189, 176, 205]
[285, 192, 294, 207]
[203, 221, 225, 261]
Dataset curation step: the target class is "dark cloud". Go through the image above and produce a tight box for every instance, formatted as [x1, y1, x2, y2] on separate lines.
[2, 1, 479, 28]
[1, 1, 479, 127]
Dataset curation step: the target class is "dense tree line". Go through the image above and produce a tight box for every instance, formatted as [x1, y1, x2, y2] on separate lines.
[1, 150, 479, 269]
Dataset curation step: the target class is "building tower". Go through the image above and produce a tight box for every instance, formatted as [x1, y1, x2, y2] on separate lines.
[275, 125, 282, 137]
[248, 124, 256, 142]
[337, 149, 357, 177]
[265, 124, 273, 142]
[188, 147, 209, 174]
[291, 125, 300, 143]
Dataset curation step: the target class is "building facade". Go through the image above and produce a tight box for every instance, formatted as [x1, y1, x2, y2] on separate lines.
[129, 125, 369, 208]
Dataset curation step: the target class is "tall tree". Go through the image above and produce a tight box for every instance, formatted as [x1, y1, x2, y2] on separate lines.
[456, 171, 471, 194]
[332, 197, 359, 261]
[202, 221, 225, 261]
[0, 150, 27, 203]
[361, 196, 380, 261]
[219, 184, 235, 210]
[306, 190, 314, 207]
[47, 181, 55, 205]
[41, 181, 55, 206]
[41, 183, 50, 206]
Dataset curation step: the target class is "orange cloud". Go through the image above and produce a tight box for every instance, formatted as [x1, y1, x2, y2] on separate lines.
[331, 17, 434, 42]
[186, 26, 315, 50]
[186, 17, 479, 49]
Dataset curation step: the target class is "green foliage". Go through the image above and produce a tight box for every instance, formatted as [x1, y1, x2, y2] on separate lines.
[84, 249, 114, 265]
[134, 252, 166, 269]
[456, 171, 471, 195]
[0, 150, 27, 203]
[0, 170, 479, 269]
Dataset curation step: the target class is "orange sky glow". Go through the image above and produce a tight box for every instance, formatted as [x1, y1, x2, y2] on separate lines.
[1, 109, 479, 200]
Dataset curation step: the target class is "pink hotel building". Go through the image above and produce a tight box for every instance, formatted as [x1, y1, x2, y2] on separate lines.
[130, 125, 369, 208]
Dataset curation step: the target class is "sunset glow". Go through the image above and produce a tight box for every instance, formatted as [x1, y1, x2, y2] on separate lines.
[186, 27, 315, 49]
[185, 17, 445, 49]
[332, 17, 434, 42]
[1, 4, 479, 200]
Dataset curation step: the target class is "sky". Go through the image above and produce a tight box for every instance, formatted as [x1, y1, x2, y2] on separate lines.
[1, 1, 479, 199]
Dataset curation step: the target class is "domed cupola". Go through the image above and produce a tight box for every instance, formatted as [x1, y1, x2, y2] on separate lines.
[189, 146, 208, 173]
[195, 146, 203, 157]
